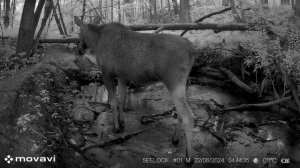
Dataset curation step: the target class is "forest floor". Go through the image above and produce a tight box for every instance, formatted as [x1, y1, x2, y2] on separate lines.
[0, 44, 299, 168]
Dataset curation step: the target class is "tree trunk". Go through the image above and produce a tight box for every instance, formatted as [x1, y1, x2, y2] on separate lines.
[10, 0, 16, 27]
[179, 0, 192, 23]
[167, 0, 171, 12]
[33, 0, 46, 32]
[99, 0, 103, 15]
[118, 0, 121, 22]
[149, 0, 157, 22]
[32, 0, 53, 54]
[295, 0, 300, 16]
[82, 0, 86, 21]
[110, 0, 113, 22]
[4, 0, 10, 28]
[37, 23, 252, 38]
[57, 0, 68, 35]
[153, 0, 157, 16]
[69, 0, 74, 34]
[172, 0, 179, 14]
[105, 0, 108, 18]
[0, 0, 2, 17]
[50, 0, 64, 35]
[16, 0, 36, 57]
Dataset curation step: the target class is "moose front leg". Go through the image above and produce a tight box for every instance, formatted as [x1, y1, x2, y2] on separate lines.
[117, 78, 127, 130]
[103, 75, 120, 133]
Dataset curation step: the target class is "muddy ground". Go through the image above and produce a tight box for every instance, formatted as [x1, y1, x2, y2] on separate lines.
[0, 45, 299, 168]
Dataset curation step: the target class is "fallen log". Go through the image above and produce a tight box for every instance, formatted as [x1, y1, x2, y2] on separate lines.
[129, 23, 252, 32]
[223, 96, 292, 111]
[219, 67, 254, 94]
[38, 23, 255, 43]
[38, 38, 79, 43]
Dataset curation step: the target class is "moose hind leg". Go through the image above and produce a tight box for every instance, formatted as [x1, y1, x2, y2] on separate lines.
[117, 78, 126, 130]
[103, 75, 120, 133]
[172, 115, 182, 145]
[170, 85, 194, 159]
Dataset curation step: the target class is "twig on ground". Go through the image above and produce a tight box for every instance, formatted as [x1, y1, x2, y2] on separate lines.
[80, 126, 155, 151]
[223, 96, 292, 111]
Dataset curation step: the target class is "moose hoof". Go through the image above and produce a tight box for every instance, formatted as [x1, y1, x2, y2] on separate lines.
[184, 158, 194, 167]
[172, 139, 179, 146]
[172, 133, 180, 145]
[119, 121, 125, 129]
[113, 126, 121, 133]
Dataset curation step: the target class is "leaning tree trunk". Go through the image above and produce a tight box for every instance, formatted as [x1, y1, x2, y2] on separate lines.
[32, 0, 53, 54]
[57, 0, 68, 35]
[16, 0, 36, 57]
[295, 0, 300, 16]
[179, 0, 191, 23]
[50, 0, 64, 35]
[4, 0, 10, 28]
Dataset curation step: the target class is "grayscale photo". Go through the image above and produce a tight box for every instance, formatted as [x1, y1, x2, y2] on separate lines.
[0, 0, 299, 168]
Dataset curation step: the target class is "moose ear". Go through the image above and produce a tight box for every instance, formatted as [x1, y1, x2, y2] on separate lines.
[74, 16, 85, 27]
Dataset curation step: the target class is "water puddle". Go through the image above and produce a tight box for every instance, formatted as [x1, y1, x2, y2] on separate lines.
[72, 83, 297, 168]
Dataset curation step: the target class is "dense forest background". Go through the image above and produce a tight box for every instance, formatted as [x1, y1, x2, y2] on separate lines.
[0, 1, 300, 167]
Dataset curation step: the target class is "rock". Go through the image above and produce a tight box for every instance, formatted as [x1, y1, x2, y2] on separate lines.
[73, 107, 94, 121]
[69, 133, 84, 147]
[81, 83, 108, 103]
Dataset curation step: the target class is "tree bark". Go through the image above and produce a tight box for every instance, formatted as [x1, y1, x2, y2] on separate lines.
[4, 0, 10, 28]
[33, 0, 46, 32]
[57, 0, 68, 35]
[10, 0, 16, 27]
[99, 0, 103, 15]
[172, 0, 179, 14]
[167, 0, 171, 12]
[0, 0, 2, 17]
[118, 0, 121, 22]
[295, 0, 300, 16]
[50, 0, 64, 35]
[179, 0, 192, 23]
[32, 0, 53, 54]
[82, 0, 86, 21]
[110, 0, 113, 22]
[16, 0, 36, 57]
[149, 0, 157, 22]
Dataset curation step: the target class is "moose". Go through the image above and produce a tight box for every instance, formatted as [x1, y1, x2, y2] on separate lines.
[74, 16, 196, 159]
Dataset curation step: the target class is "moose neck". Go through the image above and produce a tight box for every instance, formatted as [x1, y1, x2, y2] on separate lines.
[83, 26, 100, 50]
